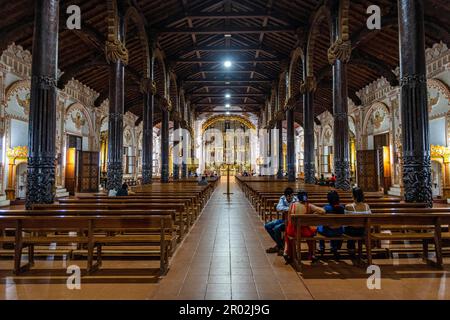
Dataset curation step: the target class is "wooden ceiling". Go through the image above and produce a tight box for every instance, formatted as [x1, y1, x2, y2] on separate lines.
[1, 0, 449, 124]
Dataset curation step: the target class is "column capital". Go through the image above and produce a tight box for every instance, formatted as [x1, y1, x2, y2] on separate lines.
[328, 38, 352, 65]
[140, 77, 157, 95]
[300, 76, 317, 94]
[160, 97, 172, 112]
[105, 39, 129, 65]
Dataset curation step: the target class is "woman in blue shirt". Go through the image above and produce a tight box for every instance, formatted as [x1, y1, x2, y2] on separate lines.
[317, 191, 345, 259]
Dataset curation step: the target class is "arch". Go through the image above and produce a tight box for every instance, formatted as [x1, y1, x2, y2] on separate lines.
[5, 79, 30, 104]
[306, 5, 331, 77]
[428, 78, 450, 104]
[269, 86, 277, 120]
[168, 72, 179, 113]
[154, 48, 167, 98]
[65, 102, 95, 136]
[288, 47, 305, 99]
[179, 90, 187, 121]
[362, 101, 391, 136]
[202, 115, 256, 133]
[321, 124, 334, 147]
[124, 6, 150, 78]
[123, 125, 135, 147]
[278, 73, 287, 110]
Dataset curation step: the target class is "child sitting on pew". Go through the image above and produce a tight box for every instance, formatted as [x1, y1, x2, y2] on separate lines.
[283, 191, 325, 263]
[317, 191, 345, 259]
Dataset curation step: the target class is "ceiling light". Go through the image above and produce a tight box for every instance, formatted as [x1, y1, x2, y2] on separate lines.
[224, 60, 232, 68]
[224, 34, 232, 38]
[225, 93, 231, 98]
[226, 111, 230, 115]
[225, 81, 230, 85]
[225, 104, 230, 108]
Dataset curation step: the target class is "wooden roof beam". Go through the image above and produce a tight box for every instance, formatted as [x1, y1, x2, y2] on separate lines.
[157, 26, 296, 35]
[174, 58, 280, 64]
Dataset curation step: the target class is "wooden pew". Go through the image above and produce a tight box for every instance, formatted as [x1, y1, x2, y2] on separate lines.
[33, 203, 189, 240]
[288, 213, 450, 271]
[75, 195, 201, 216]
[0, 213, 173, 275]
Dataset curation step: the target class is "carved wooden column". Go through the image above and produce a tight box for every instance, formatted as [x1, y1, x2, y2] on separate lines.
[141, 77, 155, 185]
[329, 0, 351, 190]
[286, 106, 296, 182]
[172, 119, 180, 180]
[105, 11, 128, 191]
[277, 120, 284, 179]
[25, 0, 59, 209]
[398, 0, 432, 206]
[181, 124, 188, 178]
[160, 99, 170, 183]
[301, 75, 316, 185]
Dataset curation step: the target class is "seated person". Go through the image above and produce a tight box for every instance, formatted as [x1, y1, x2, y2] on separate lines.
[284, 191, 325, 263]
[329, 173, 337, 187]
[198, 176, 208, 186]
[317, 191, 345, 259]
[318, 174, 327, 186]
[116, 183, 129, 196]
[264, 187, 298, 255]
[344, 187, 372, 254]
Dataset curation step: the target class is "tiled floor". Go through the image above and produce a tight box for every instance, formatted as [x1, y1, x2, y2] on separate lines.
[1, 178, 449, 299]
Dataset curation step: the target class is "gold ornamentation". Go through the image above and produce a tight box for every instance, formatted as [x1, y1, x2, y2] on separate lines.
[431, 145, 450, 162]
[105, 0, 129, 65]
[7, 146, 28, 159]
[71, 111, 86, 130]
[202, 115, 256, 133]
[328, 38, 352, 64]
[16, 92, 30, 115]
[105, 39, 129, 65]
[328, 0, 351, 64]
[140, 78, 157, 95]
[160, 97, 172, 112]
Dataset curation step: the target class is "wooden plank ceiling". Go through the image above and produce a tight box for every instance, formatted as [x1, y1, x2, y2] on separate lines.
[1, 0, 449, 124]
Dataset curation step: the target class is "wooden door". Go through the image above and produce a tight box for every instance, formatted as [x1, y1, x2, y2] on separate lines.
[78, 151, 99, 193]
[357, 150, 379, 192]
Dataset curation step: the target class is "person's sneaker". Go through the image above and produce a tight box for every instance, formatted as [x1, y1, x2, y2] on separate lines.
[266, 246, 279, 254]
[277, 249, 284, 256]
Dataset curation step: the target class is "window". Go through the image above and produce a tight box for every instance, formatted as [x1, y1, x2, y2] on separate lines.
[321, 146, 333, 174]
[123, 147, 135, 174]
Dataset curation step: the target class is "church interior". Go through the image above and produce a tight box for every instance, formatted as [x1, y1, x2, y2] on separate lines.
[0, 0, 450, 301]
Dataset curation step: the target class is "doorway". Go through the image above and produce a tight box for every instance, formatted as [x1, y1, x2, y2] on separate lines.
[15, 162, 27, 199]
[374, 133, 391, 193]
[431, 160, 443, 198]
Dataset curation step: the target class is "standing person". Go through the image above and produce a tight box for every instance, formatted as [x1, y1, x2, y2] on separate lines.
[317, 191, 345, 259]
[283, 191, 325, 263]
[344, 187, 372, 255]
[264, 187, 298, 255]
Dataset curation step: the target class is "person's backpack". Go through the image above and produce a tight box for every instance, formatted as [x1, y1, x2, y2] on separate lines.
[108, 189, 117, 197]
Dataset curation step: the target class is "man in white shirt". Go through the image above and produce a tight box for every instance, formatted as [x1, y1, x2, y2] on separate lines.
[264, 187, 298, 255]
